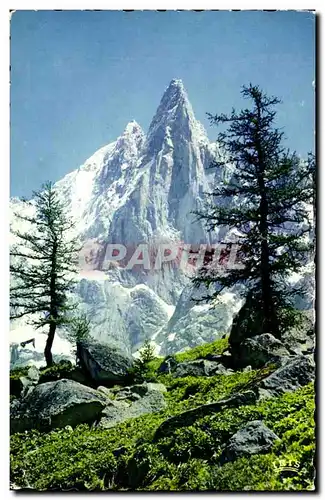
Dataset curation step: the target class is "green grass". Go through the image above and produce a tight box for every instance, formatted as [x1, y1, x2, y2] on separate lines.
[10, 338, 315, 491]
[174, 337, 229, 363]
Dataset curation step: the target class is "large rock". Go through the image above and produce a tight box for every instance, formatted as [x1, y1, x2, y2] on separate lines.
[281, 314, 315, 356]
[118, 382, 167, 398]
[76, 339, 133, 385]
[229, 291, 264, 349]
[10, 379, 107, 434]
[115, 388, 142, 402]
[229, 292, 315, 358]
[232, 333, 290, 369]
[258, 355, 314, 399]
[158, 355, 178, 374]
[19, 366, 40, 397]
[174, 359, 228, 378]
[154, 390, 257, 440]
[99, 382, 167, 404]
[98, 389, 167, 429]
[134, 382, 167, 395]
[10, 366, 40, 399]
[158, 356, 231, 378]
[205, 352, 233, 369]
[220, 421, 279, 464]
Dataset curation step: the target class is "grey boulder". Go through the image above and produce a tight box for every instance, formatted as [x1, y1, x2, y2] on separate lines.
[77, 339, 133, 385]
[233, 333, 290, 369]
[113, 382, 167, 400]
[98, 389, 167, 429]
[133, 382, 167, 395]
[10, 378, 107, 434]
[282, 317, 315, 356]
[174, 359, 228, 378]
[220, 420, 279, 464]
[158, 356, 178, 374]
[258, 355, 315, 399]
[11, 366, 40, 399]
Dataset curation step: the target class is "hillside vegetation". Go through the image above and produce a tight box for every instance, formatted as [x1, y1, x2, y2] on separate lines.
[10, 338, 315, 491]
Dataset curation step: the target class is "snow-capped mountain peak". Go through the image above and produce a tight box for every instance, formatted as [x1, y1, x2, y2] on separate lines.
[112, 120, 145, 169]
[15, 78, 306, 364]
[156, 78, 189, 112]
[122, 119, 144, 136]
[146, 79, 201, 153]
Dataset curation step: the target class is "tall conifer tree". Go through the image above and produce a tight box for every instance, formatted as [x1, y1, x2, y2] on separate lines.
[194, 85, 314, 340]
[10, 181, 80, 366]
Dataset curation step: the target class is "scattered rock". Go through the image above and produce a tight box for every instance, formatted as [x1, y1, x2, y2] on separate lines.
[97, 404, 129, 428]
[174, 359, 228, 378]
[258, 355, 314, 399]
[11, 366, 41, 399]
[158, 356, 178, 374]
[76, 339, 133, 385]
[98, 390, 166, 429]
[26, 366, 40, 383]
[282, 317, 315, 356]
[115, 390, 142, 402]
[96, 386, 115, 399]
[130, 382, 167, 397]
[107, 382, 167, 404]
[154, 390, 257, 440]
[205, 352, 233, 369]
[10, 379, 107, 434]
[233, 333, 290, 369]
[146, 382, 167, 393]
[220, 421, 280, 464]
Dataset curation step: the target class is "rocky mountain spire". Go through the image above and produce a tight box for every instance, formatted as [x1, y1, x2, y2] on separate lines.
[146, 79, 199, 156]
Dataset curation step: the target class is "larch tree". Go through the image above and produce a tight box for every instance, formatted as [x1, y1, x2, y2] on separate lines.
[10, 181, 81, 366]
[193, 84, 314, 343]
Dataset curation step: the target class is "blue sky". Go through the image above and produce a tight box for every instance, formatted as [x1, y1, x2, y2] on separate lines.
[10, 10, 315, 198]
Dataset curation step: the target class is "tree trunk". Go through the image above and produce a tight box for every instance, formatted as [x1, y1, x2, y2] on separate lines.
[255, 101, 279, 338]
[46, 238, 58, 367]
[44, 321, 56, 367]
[259, 182, 280, 338]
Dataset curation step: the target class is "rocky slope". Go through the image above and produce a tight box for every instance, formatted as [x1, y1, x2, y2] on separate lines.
[10, 335, 315, 491]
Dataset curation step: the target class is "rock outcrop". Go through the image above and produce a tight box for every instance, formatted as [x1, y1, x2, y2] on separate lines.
[98, 387, 167, 429]
[10, 379, 107, 433]
[158, 356, 232, 377]
[154, 390, 257, 440]
[232, 333, 291, 369]
[220, 421, 280, 464]
[10, 366, 40, 398]
[76, 339, 133, 385]
[158, 355, 178, 374]
[174, 359, 229, 378]
[258, 355, 315, 399]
